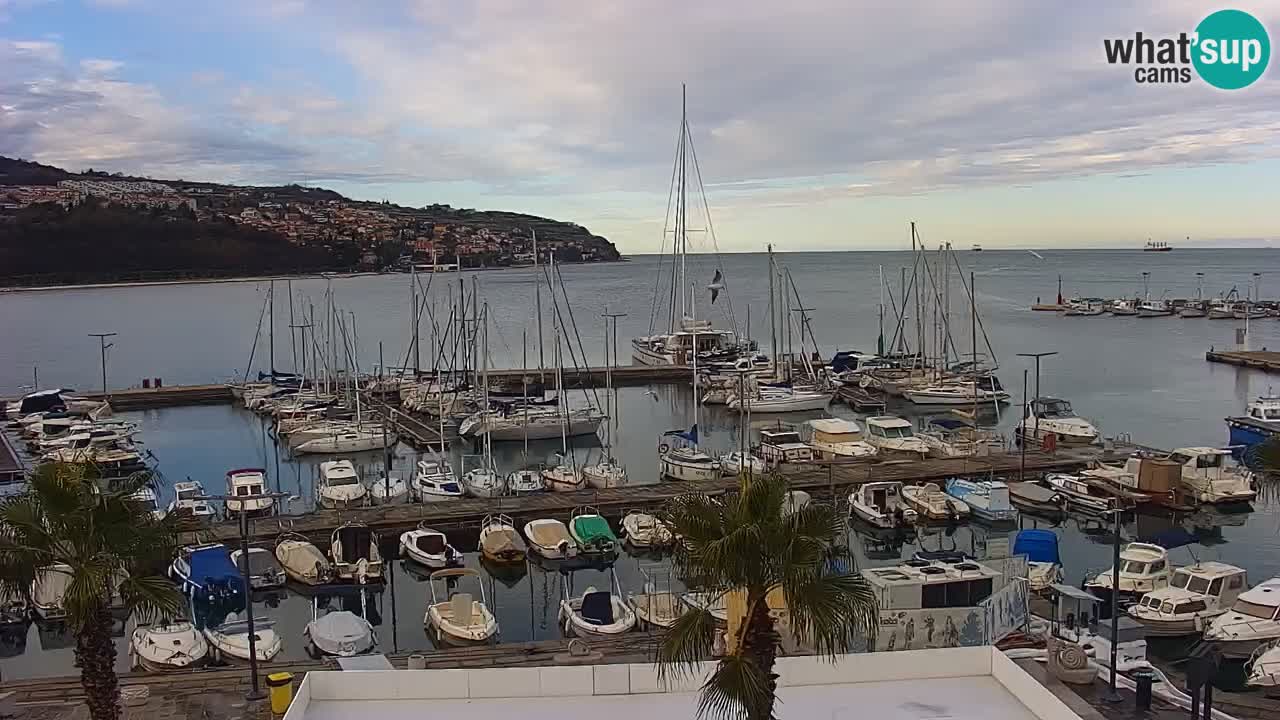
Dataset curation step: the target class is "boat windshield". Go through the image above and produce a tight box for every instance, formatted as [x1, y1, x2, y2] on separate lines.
[1232, 599, 1279, 620]
[177, 488, 197, 501]
[1122, 561, 1148, 574]
[1196, 454, 1224, 469]
[235, 484, 262, 496]
[1171, 570, 1191, 589]
[326, 474, 359, 487]
[1038, 400, 1073, 417]
[875, 426, 912, 439]
[1185, 575, 1211, 594]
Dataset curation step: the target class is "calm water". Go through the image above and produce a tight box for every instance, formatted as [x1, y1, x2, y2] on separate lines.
[2, 249, 1279, 680]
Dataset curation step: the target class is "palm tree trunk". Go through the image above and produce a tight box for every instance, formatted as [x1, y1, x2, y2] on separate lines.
[76, 602, 120, 720]
[742, 598, 780, 720]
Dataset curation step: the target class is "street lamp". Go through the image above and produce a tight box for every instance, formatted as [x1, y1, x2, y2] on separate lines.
[195, 490, 291, 701]
[1103, 505, 1124, 703]
[88, 332, 117, 397]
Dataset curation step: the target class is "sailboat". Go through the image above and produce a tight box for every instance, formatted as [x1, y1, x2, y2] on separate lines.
[507, 331, 546, 495]
[633, 86, 740, 366]
[462, 305, 506, 498]
[541, 315, 586, 493]
[583, 310, 628, 489]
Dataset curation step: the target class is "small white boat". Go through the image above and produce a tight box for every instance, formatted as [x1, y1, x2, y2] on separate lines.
[414, 457, 464, 502]
[1045, 473, 1120, 514]
[629, 569, 682, 630]
[479, 513, 527, 564]
[275, 533, 333, 585]
[294, 426, 394, 454]
[806, 418, 877, 461]
[863, 416, 929, 459]
[849, 482, 917, 528]
[902, 482, 969, 521]
[524, 518, 578, 560]
[1110, 299, 1139, 316]
[204, 614, 283, 663]
[582, 460, 629, 489]
[224, 468, 273, 516]
[904, 382, 1007, 406]
[560, 571, 636, 639]
[462, 465, 506, 498]
[943, 479, 1015, 522]
[919, 419, 1002, 459]
[1021, 397, 1098, 446]
[1166, 447, 1256, 505]
[506, 467, 544, 495]
[1248, 639, 1280, 688]
[1128, 562, 1248, 636]
[306, 606, 375, 657]
[400, 524, 461, 569]
[230, 547, 286, 589]
[1137, 300, 1174, 317]
[131, 621, 209, 671]
[622, 511, 674, 548]
[728, 387, 831, 413]
[681, 591, 729, 626]
[569, 506, 619, 557]
[1205, 577, 1280, 659]
[659, 446, 721, 481]
[424, 568, 498, 646]
[542, 463, 585, 492]
[719, 450, 766, 476]
[1084, 542, 1172, 602]
[317, 460, 367, 509]
[330, 522, 383, 583]
[367, 470, 409, 505]
[167, 481, 217, 519]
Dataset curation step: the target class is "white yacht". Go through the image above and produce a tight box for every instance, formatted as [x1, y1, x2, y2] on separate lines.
[848, 481, 917, 529]
[918, 419, 1002, 458]
[542, 461, 586, 492]
[130, 621, 209, 671]
[506, 467, 545, 495]
[806, 418, 877, 461]
[1084, 542, 1172, 602]
[634, 319, 736, 366]
[904, 381, 1008, 406]
[317, 460, 366, 509]
[461, 463, 506, 498]
[1022, 397, 1098, 445]
[413, 457, 463, 501]
[458, 405, 604, 441]
[719, 450, 766, 476]
[902, 482, 970, 521]
[1128, 562, 1248, 636]
[863, 416, 929, 459]
[294, 426, 394, 454]
[167, 481, 217, 519]
[758, 428, 814, 467]
[1206, 577, 1280, 658]
[224, 468, 273, 516]
[1164, 447, 1256, 505]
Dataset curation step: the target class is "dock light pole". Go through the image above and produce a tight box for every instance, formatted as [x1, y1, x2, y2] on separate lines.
[1103, 505, 1123, 704]
[89, 332, 117, 397]
[196, 491, 291, 702]
[1016, 351, 1057, 447]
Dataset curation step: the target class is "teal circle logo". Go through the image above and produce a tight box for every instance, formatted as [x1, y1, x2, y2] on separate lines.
[1193, 9, 1270, 89]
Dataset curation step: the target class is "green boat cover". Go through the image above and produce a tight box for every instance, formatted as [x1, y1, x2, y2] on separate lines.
[572, 515, 616, 551]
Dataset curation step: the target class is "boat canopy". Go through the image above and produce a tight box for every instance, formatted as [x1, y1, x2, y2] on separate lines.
[188, 546, 245, 595]
[336, 526, 374, 563]
[19, 389, 74, 415]
[581, 591, 615, 625]
[1013, 530, 1060, 564]
[415, 533, 446, 554]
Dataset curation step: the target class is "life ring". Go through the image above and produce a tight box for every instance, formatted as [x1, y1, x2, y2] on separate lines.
[859, 375, 872, 389]
[658, 443, 670, 455]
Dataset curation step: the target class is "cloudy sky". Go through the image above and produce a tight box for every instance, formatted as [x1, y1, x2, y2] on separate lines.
[2, 1, 1277, 252]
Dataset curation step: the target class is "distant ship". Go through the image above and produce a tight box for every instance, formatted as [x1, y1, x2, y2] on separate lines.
[971, 244, 983, 252]
[1144, 239, 1172, 252]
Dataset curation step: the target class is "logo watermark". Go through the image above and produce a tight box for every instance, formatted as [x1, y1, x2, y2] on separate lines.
[1104, 9, 1270, 89]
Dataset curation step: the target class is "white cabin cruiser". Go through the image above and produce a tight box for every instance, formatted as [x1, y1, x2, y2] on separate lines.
[167, 481, 217, 520]
[523, 518, 579, 560]
[400, 524, 461, 569]
[1022, 397, 1098, 445]
[1084, 542, 1172, 602]
[633, 318, 736, 366]
[224, 468, 273, 516]
[919, 419, 1002, 458]
[758, 429, 813, 467]
[849, 482, 917, 529]
[317, 461, 367, 509]
[275, 533, 333, 585]
[560, 571, 637, 639]
[806, 418, 877, 461]
[204, 614, 283, 663]
[1165, 447, 1256, 505]
[1248, 640, 1280, 688]
[31, 564, 73, 621]
[424, 568, 498, 646]
[1205, 577, 1280, 658]
[719, 450, 766, 476]
[367, 470, 409, 505]
[901, 482, 970, 521]
[329, 522, 383, 583]
[863, 416, 929, 459]
[1137, 299, 1174, 317]
[1128, 562, 1248, 636]
[414, 457, 463, 501]
[622, 511, 674, 548]
[659, 446, 721, 482]
[131, 621, 209, 671]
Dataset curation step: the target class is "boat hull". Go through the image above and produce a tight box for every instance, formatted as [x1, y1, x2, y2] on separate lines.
[659, 456, 720, 482]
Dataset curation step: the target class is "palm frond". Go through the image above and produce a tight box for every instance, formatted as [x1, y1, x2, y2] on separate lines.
[783, 571, 878, 657]
[656, 606, 718, 683]
[117, 574, 185, 625]
[697, 654, 776, 720]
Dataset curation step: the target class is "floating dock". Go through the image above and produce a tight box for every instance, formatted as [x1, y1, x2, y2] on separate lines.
[181, 448, 1113, 546]
[1206, 350, 1280, 374]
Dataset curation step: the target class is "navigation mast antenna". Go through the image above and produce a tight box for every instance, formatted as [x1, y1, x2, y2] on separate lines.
[677, 82, 688, 325]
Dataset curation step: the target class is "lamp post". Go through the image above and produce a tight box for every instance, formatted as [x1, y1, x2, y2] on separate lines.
[88, 332, 117, 397]
[196, 490, 291, 701]
[1016, 351, 1057, 447]
[1103, 505, 1124, 703]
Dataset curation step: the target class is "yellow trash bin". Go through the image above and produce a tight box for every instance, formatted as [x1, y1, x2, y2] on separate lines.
[267, 672, 294, 714]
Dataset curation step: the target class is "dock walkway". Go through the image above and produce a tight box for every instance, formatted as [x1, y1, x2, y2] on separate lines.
[1206, 349, 1280, 374]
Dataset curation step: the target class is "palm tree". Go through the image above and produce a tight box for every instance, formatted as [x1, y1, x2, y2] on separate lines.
[657, 472, 878, 720]
[0, 463, 184, 720]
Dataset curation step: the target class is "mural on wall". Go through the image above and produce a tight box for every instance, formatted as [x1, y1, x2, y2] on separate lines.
[982, 576, 1030, 644]
[872, 608, 986, 652]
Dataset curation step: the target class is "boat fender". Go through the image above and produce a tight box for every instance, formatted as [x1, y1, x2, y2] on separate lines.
[859, 376, 872, 389]
[658, 444, 670, 455]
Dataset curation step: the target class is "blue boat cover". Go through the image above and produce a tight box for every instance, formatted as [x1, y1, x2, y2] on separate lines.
[1013, 529, 1060, 564]
[188, 546, 245, 598]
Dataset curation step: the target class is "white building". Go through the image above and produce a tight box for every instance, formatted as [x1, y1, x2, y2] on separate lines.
[285, 647, 1086, 720]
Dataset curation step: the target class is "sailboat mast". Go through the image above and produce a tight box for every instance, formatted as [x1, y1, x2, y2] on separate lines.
[268, 280, 275, 375]
[411, 262, 420, 374]
[677, 83, 688, 325]
[878, 265, 885, 356]
[691, 320, 699, 445]
[482, 302, 491, 470]
[971, 271, 978, 419]
[522, 329, 529, 463]
[534, 229, 545, 380]
[287, 279, 297, 374]
[768, 245, 777, 375]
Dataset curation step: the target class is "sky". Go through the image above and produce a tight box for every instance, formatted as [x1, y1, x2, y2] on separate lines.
[1, 1, 1278, 253]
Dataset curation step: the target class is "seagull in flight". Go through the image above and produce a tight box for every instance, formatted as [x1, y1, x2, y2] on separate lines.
[707, 270, 725, 304]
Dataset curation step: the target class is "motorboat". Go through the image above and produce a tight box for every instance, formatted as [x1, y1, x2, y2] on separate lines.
[570, 506, 618, 558]
[1013, 529, 1062, 592]
[414, 457, 463, 502]
[1022, 397, 1098, 445]
[462, 463, 506, 498]
[849, 481, 917, 529]
[167, 480, 217, 520]
[130, 621, 209, 671]
[1179, 303, 1207, 318]
[1110, 299, 1139, 316]
[1233, 304, 1269, 320]
[901, 482, 969, 521]
[458, 406, 604, 441]
[943, 479, 1014, 522]
[542, 462, 586, 492]
[424, 568, 498, 646]
[168, 544, 246, 604]
[330, 522, 383, 583]
[367, 470, 409, 505]
[479, 513, 527, 564]
[904, 382, 1008, 406]
[230, 547, 286, 589]
[317, 460, 367, 509]
[1006, 481, 1066, 516]
[293, 426, 394, 454]
[506, 467, 545, 496]
[1164, 447, 1256, 505]
[806, 418, 877, 461]
[758, 428, 814, 467]
[1227, 392, 1280, 452]
[621, 511, 674, 548]
[1063, 300, 1106, 317]
[582, 459, 629, 489]
[632, 316, 737, 366]
[863, 416, 929, 459]
[30, 564, 73, 621]
[306, 605, 375, 657]
[560, 571, 637, 639]
[126, 487, 166, 522]
[919, 419, 1002, 458]
[400, 524, 461, 569]
[523, 518, 579, 560]
[1205, 577, 1280, 659]
[0, 588, 28, 627]
[275, 532, 333, 585]
[1045, 473, 1122, 514]
[659, 445, 721, 481]
[727, 387, 831, 413]
[1128, 562, 1248, 636]
[629, 569, 682, 629]
[1137, 300, 1174, 317]
[224, 468, 273, 516]
[1085, 542, 1173, 603]
[719, 450, 766, 476]
[204, 613, 283, 663]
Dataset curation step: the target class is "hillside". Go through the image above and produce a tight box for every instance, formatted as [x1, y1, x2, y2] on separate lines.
[0, 157, 621, 286]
